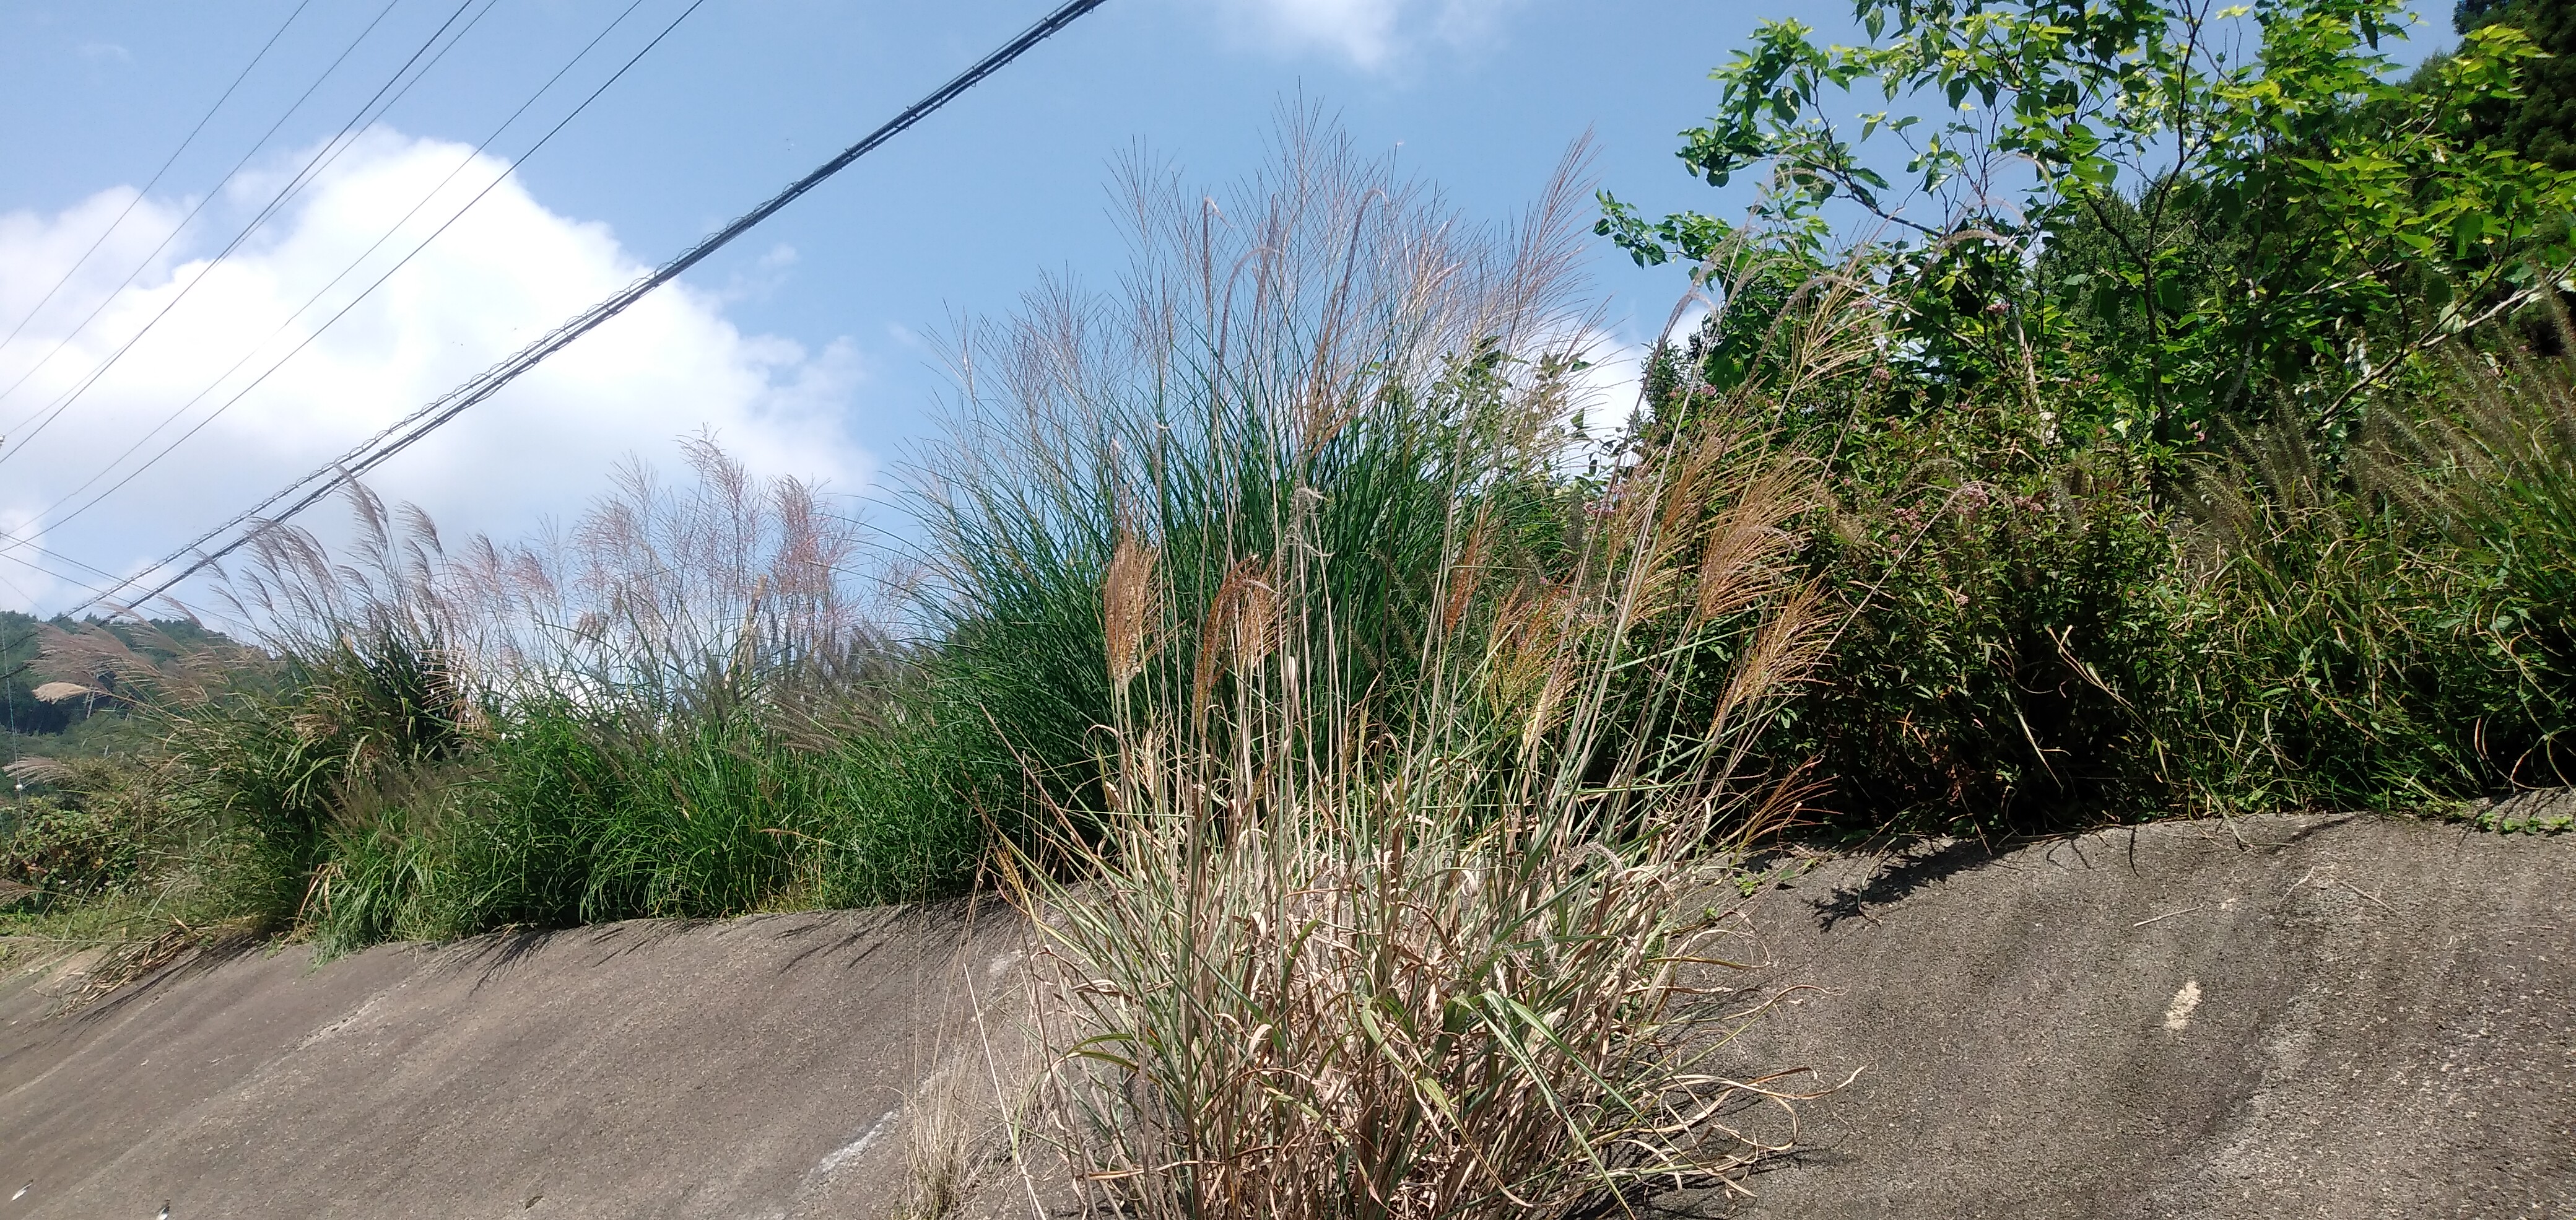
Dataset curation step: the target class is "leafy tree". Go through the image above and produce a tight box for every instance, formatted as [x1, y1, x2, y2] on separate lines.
[2, 612, 75, 738]
[1602, 0, 2576, 442]
[2455, 0, 2576, 168]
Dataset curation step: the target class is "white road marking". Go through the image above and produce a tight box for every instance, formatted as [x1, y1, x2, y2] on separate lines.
[2164, 980, 2203, 1030]
[814, 1110, 899, 1175]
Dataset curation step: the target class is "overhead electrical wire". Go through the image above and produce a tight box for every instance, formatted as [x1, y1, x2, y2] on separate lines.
[0, 520, 256, 632]
[0, 497, 174, 608]
[0, 0, 496, 460]
[72, 0, 1113, 620]
[0, 466, 171, 601]
[0, 0, 671, 556]
[0, 0, 494, 465]
[2, 539, 133, 595]
[0, 0, 409, 432]
[0, 0, 671, 607]
[0, 570, 41, 621]
[0, 551, 123, 604]
[0, 0, 318, 370]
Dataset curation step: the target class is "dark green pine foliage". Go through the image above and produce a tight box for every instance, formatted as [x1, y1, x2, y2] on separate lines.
[1, 612, 76, 738]
[2459, 0, 2576, 168]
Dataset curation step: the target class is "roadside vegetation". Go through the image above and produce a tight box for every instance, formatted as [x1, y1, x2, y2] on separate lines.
[7, 0, 2576, 1209]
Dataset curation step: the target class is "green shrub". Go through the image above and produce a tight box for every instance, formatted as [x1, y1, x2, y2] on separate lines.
[2, 795, 141, 905]
[1707, 355, 2576, 837]
[1, 757, 176, 908]
[1769, 403, 2191, 834]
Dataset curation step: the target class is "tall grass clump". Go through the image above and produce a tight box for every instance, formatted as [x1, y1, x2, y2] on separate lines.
[2369, 341, 2576, 674]
[160, 438, 980, 948]
[910, 119, 1596, 834]
[1647, 264, 2576, 834]
[2211, 342, 2576, 793]
[1024, 454, 1826, 1215]
[965, 127, 1838, 1215]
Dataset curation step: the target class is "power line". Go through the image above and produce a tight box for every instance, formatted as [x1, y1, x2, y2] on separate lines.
[0, 0, 494, 459]
[0, 513, 174, 613]
[0, 0, 317, 368]
[0, 0, 492, 465]
[0, 0, 672, 591]
[0, 544, 136, 607]
[0, 0, 409, 435]
[73, 0, 1114, 620]
[0, 0, 669, 552]
[11, 541, 130, 591]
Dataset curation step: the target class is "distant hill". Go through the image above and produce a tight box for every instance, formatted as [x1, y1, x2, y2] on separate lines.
[2, 611, 251, 749]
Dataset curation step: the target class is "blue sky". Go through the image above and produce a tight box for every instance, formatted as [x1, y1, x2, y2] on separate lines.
[0, 0, 2456, 619]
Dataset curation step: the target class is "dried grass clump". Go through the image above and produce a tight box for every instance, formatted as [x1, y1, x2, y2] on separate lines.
[938, 116, 1865, 1219]
[220, 430, 874, 716]
[982, 121, 1847, 1209]
[1018, 419, 1829, 1216]
[900, 1058, 990, 1220]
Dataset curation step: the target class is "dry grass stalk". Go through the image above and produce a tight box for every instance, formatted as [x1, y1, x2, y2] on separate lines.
[1692, 461, 1819, 627]
[1440, 512, 1495, 639]
[901, 1060, 987, 1220]
[1189, 559, 1279, 725]
[1019, 424, 1831, 1218]
[211, 432, 873, 723]
[2, 757, 75, 785]
[45, 917, 259, 1014]
[32, 619, 266, 713]
[1104, 535, 1162, 691]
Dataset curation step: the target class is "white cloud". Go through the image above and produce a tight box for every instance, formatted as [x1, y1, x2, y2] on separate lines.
[0, 128, 869, 618]
[1538, 326, 1649, 479]
[1212, 0, 1520, 70]
[1570, 327, 1648, 441]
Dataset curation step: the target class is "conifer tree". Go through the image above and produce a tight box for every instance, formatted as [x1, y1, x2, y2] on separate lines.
[2459, 0, 2576, 167]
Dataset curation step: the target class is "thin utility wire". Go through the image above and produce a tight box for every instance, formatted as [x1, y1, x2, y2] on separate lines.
[0, 0, 669, 601]
[0, 0, 493, 458]
[0, 0, 491, 465]
[0, 566, 41, 621]
[72, 0, 1114, 619]
[0, 0, 408, 432]
[0, 0, 317, 369]
[0, 0, 669, 554]
[8, 539, 131, 591]
[0, 523, 160, 611]
[0, 546, 128, 604]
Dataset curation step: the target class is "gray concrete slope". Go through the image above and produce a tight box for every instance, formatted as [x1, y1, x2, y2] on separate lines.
[0, 905, 1024, 1220]
[0, 814, 2568, 1219]
[1711, 813, 2575, 1219]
